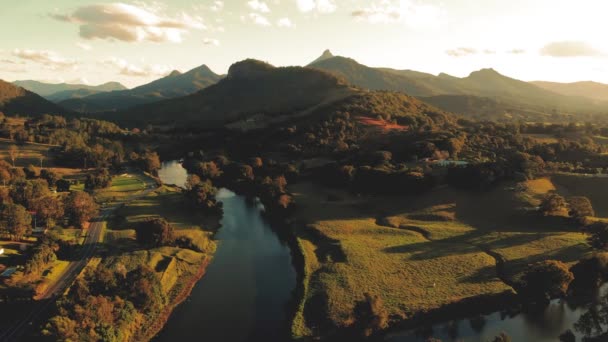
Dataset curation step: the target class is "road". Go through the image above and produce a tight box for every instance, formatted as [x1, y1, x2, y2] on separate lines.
[0, 180, 157, 342]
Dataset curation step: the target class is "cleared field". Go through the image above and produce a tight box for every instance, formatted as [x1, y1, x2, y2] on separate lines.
[111, 185, 219, 231]
[290, 181, 591, 337]
[521, 133, 559, 144]
[105, 185, 217, 253]
[552, 174, 608, 217]
[95, 174, 149, 203]
[0, 139, 57, 168]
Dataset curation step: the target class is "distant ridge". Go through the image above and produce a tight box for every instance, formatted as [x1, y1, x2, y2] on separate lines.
[13, 80, 127, 99]
[117, 59, 357, 126]
[308, 51, 607, 114]
[0, 80, 69, 116]
[532, 80, 608, 102]
[59, 64, 223, 112]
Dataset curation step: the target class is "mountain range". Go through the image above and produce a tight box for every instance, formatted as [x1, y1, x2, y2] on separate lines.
[532, 81, 608, 103]
[308, 52, 607, 117]
[3, 50, 608, 124]
[58, 64, 223, 113]
[114, 59, 357, 127]
[0, 80, 69, 116]
[13, 80, 126, 101]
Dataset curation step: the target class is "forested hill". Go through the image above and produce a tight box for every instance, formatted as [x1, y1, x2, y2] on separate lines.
[0, 80, 69, 116]
[309, 53, 608, 116]
[116, 59, 358, 127]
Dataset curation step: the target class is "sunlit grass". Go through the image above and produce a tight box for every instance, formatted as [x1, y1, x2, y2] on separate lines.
[290, 181, 592, 336]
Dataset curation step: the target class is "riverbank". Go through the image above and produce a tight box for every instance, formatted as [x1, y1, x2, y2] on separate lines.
[288, 181, 591, 340]
[104, 184, 220, 341]
[139, 256, 212, 341]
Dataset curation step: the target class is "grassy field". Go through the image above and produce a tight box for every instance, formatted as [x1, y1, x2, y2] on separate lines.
[552, 174, 608, 217]
[110, 185, 219, 231]
[0, 139, 57, 168]
[94, 173, 150, 204]
[290, 180, 591, 337]
[105, 185, 218, 253]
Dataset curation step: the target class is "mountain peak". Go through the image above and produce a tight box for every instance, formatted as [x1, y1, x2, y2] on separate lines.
[227, 59, 275, 78]
[310, 49, 336, 65]
[468, 68, 502, 78]
[168, 70, 182, 77]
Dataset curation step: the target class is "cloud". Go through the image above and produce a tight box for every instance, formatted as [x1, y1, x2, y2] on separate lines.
[507, 48, 526, 55]
[210, 1, 224, 12]
[203, 38, 220, 46]
[248, 0, 270, 13]
[102, 57, 172, 77]
[296, 0, 337, 14]
[540, 41, 603, 58]
[248, 13, 272, 26]
[0, 59, 25, 65]
[0, 59, 26, 73]
[12, 49, 78, 69]
[445, 47, 477, 57]
[352, 0, 442, 28]
[277, 17, 295, 28]
[76, 42, 93, 51]
[51, 2, 205, 43]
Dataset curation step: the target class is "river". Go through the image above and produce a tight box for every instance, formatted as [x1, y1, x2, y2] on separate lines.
[155, 161, 608, 342]
[154, 161, 297, 341]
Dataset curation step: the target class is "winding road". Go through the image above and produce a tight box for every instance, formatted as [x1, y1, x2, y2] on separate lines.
[0, 178, 157, 342]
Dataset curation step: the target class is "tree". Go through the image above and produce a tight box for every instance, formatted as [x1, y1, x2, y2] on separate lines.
[31, 196, 64, 228]
[24, 165, 38, 179]
[491, 332, 511, 342]
[85, 168, 112, 190]
[569, 253, 608, 293]
[539, 191, 566, 216]
[352, 293, 389, 337]
[40, 169, 60, 187]
[8, 144, 18, 167]
[195, 161, 222, 179]
[588, 223, 608, 250]
[56, 179, 71, 192]
[135, 217, 175, 247]
[559, 329, 575, 342]
[568, 196, 595, 223]
[65, 191, 98, 228]
[141, 152, 161, 173]
[45, 316, 79, 341]
[517, 260, 574, 301]
[187, 180, 218, 211]
[3, 204, 32, 240]
[127, 265, 166, 312]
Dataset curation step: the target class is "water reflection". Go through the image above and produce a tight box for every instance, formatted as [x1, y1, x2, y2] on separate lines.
[388, 286, 608, 342]
[155, 163, 297, 342]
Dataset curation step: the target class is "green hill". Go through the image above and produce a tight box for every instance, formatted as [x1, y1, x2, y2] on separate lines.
[0, 80, 69, 116]
[59, 64, 223, 112]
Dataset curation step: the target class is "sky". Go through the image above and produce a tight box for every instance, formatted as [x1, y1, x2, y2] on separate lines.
[1, 0, 607, 88]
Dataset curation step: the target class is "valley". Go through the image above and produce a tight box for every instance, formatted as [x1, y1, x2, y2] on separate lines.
[2, 3, 608, 340]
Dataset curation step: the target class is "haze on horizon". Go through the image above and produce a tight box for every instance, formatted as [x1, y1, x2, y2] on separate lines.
[1, 0, 607, 88]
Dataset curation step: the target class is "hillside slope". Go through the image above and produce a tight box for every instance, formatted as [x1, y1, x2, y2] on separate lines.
[13, 80, 126, 98]
[309, 53, 607, 115]
[118, 59, 358, 127]
[0, 80, 68, 116]
[532, 81, 608, 102]
[60, 64, 223, 112]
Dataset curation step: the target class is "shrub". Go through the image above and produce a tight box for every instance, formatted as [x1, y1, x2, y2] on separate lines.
[517, 260, 574, 301]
